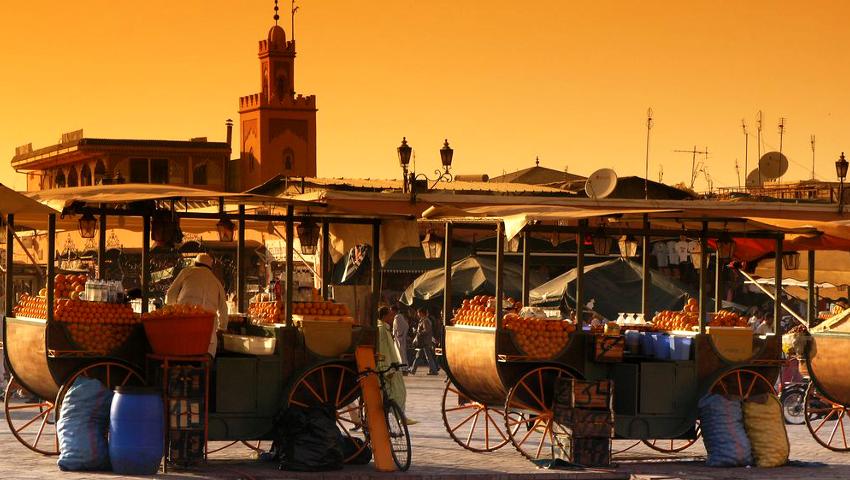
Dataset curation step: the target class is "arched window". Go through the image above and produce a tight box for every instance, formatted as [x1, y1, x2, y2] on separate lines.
[80, 164, 92, 186]
[55, 171, 66, 188]
[248, 148, 256, 171]
[94, 160, 106, 184]
[67, 168, 78, 187]
[283, 148, 294, 171]
[193, 162, 207, 185]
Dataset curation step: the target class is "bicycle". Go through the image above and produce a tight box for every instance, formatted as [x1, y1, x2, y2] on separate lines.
[356, 362, 412, 471]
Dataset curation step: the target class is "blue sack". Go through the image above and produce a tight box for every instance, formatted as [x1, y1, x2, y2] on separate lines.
[57, 376, 114, 471]
[698, 393, 753, 467]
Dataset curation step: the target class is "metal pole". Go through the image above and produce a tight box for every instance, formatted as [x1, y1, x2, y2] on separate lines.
[236, 205, 246, 314]
[641, 215, 650, 319]
[495, 223, 504, 330]
[321, 221, 330, 300]
[46, 214, 55, 323]
[4, 214, 13, 318]
[371, 222, 381, 328]
[575, 220, 586, 328]
[807, 250, 815, 327]
[97, 208, 107, 278]
[443, 223, 453, 338]
[141, 214, 150, 314]
[714, 252, 722, 312]
[285, 206, 294, 327]
[698, 222, 708, 334]
[521, 231, 530, 306]
[774, 237, 783, 334]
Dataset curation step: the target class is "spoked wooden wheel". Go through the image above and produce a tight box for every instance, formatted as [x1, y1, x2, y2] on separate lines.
[287, 364, 367, 463]
[611, 441, 641, 456]
[804, 383, 850, 452]
[442, 381, 514, 452]
[4, 377, 59, 455]
[641, 422, 701, 454]
[55, 361, 145, 411]
[504, 366, 573, 462]
[710, 368, 776, 400]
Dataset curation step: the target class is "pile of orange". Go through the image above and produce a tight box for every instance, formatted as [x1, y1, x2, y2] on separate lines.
[249, 301, 283, 324]
[652, 297, 749, 331]
[452, 295, 522, 328]
[143, 304, 213, 319]
[504, 314, 575, 359]
[13, 293, 48, 318]
[293, 301, 349, 317]
[250, 301, 352, 324]
[711, 310, 748, 327]
[57, 300, 139, 354]
[53, 273, 88, 300]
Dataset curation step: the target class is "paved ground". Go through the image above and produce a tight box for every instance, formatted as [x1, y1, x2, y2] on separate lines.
[1, 373, 850, 479]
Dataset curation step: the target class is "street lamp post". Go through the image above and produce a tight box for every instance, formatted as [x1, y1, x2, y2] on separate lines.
[837, 152, 848, 214]
[397, 138, 454, 202]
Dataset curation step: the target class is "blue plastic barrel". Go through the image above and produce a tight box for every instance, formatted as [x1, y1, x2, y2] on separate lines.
[652, 333, 671, 359]
[109, 386, 164, 475]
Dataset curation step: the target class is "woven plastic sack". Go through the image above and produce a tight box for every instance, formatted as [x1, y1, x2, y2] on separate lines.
[698, 393, 753, 467]
[743, 395, 790, 467]
[57, 377, 113, 471]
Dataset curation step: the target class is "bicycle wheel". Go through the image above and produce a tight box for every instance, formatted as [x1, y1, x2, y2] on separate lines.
[385, 401, 412, 471]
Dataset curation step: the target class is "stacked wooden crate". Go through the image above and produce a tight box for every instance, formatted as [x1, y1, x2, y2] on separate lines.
[553, 378, 615, 467]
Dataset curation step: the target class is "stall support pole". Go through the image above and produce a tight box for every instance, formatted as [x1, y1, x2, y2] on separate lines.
[141, 215, 150, 314]
[714, 253, 722, 312]
[97, 208, 107, 279]
[774, 237, 783, 334]
[46, 214, 55, 323]
[495, 223, 504, 330]
[321, 221, 330, 300]
[521, 231, 530, 307]
[4, 214, 13, 318]
[698, 222, 708, 334]
[236, 205, 246, 314]
[285, 207, 294, 327]
[370, 222, 381, 328]
[807, 250, 815, 326]
[575, 220, 586, 328]
[442, 223, 453, 338]
[641, 215, 650, 320]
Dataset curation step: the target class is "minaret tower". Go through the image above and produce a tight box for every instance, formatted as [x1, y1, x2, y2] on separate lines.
[238, 0, 317, 190]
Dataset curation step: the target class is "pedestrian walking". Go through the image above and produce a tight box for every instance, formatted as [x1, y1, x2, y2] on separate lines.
[410, 308, 439, 375]
[391, 305, 410, 374]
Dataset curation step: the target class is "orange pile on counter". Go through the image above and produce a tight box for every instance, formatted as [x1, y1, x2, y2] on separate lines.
[57, 300, 139, 354]
[711, 310, 749, 327]
[249, 301, 283, 324]
[250, 301, 352, 324]
[653, 298, 749, 331]
[53, 273, 88, 300]
[504, 314, 575, 359]
[293, 301, 349, 317]
[452, 295, 521, 328]
[13, 293, 48, 319]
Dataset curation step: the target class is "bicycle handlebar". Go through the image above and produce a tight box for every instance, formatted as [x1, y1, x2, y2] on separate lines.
[357, 362, 407, 379]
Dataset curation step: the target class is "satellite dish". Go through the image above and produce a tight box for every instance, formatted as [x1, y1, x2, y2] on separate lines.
[585, 168, 618, 199]
[745, 168, 763, 187]
[758, 151, 789, 180]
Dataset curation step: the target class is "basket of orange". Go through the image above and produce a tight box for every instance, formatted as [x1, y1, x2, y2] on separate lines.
[142, 304, 215, 356]
[504, 312, 575, 360]
[54, 299, 140, 354]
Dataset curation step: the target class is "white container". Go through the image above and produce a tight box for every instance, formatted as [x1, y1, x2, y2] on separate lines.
[222, 334, 276, 355]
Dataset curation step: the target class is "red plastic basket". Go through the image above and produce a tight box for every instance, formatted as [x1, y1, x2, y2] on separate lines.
[142, 314, 214, 356]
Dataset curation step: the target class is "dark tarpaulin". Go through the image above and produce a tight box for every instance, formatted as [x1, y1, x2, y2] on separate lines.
[529, 258, 696, 321]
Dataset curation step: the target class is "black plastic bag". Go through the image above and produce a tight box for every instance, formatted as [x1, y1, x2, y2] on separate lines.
[278, 405, 344, 472]
[339, 434, 372, 465]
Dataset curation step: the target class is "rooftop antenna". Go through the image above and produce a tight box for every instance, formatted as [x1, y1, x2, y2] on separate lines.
[778, 117, 786, 184]
[673, 146, 709, 189]
[810, 134, 816, 180]
[535, 156, 540, 167]
[645, 107, 653, 199]
[291, 0, 299, 43]
[273, 0, 280, 25]
[757, 110, 763, 185]
[741, 119, 749, 189]
[658, 165, 663, 182]
[735, 159, 741, 188]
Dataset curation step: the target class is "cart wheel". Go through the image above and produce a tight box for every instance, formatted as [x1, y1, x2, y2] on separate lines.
[804, 384, 850, 452]
[442, 381, 514, 452]
[709, 368, 776, 400]
[4, 377, 59, 455]
[55, 361, 145, 412]
[611, 441, 641, 456]
[504, 366, 573, 462]
[641, 422, 701, 454]
[287, 364, 367, 463]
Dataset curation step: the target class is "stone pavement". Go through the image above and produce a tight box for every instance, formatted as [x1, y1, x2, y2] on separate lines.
[1, 373, 850, 479]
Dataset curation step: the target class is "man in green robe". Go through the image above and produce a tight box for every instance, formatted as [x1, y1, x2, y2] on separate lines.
[376, 306, 407, 413]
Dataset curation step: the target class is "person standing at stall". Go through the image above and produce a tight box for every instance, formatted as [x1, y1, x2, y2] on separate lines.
[165, 253, 228, 357]
[376, 306, 416, 424]
[391, 305, 410, 374]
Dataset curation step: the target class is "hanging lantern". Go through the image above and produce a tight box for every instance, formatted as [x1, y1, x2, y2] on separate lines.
[716, 232, 736, 260]
[783, 251, 800, 270]
[591, 228, 612, 256]
[216, 217, 235, 242]
[78, 212, 98, 239]
[151, 210, 178, 245]
[618, 235, 639, 258]
[296, 219, 320, 255]
[420, 230, 444, 260]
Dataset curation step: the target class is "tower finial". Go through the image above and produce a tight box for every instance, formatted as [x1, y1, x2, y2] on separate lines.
[535, 156, 540, 167]
[273, 0, 280, 25]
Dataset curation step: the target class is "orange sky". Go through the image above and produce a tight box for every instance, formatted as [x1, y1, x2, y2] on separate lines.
[2, 1, 849, 192]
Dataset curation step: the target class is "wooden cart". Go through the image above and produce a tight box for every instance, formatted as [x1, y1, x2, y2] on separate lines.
[434, 220, 785, 462]
[802, 331, 850, 451]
